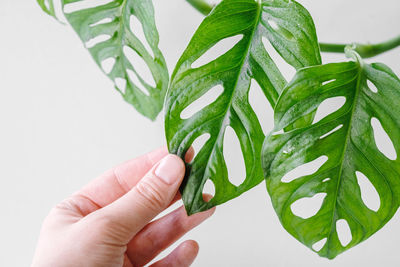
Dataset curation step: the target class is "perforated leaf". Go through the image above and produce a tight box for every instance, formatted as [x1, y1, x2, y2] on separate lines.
[61, 0, 168, 120]
[165, 0, 321, 214]
[262, 59, 400, 258]
[37, 0, 57, 19]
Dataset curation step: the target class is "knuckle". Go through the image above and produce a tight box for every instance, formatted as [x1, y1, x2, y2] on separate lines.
[53, 198, 75, 212]
[173, 216, 187, 233]
[94, 212, 115, 228]
[50, 197, 81, 218]
[41, 198, 80, 228]
[135, 178, 167, 211]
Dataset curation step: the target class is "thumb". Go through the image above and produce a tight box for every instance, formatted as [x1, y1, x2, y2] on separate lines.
[86, 154, 186, 244]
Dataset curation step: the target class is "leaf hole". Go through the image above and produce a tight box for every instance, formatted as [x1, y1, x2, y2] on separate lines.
[281, 156, 328, 183]
[248, 79, 274, 135]
[223, 126, 246, 187]
[355, 171, 380, 212]
[191, 34, 243, 68]
[371, 117, 397, 160]
[101, 58, 116, 74]
[63, 0, 114, 13]
[312, 238, 327, 252]
[272, 129, 284, 136]
[367, 80, 378, 93]
[267, 19, 294, 40]
[312, 96, 346, 124]
[44, 0, 51, 9]
[180, 85, 224, 119]
[291, 193, 326, 219]
[191, 133, 211, 163]
[89, 17, 113, 27]
[202, 179, 215, 201]
[123, 46, 156, 88]
[322, 79, 336, 86]
[114, 78, 127, 92]
[319, 124, 343, 140]
[322, 178, 330, 183]
[267, 20, 279, 31]
[130, 15, 154, 58]
[336, 219, 352, 247]
[85, 34, 111, 49]
[126, 69, 150, 96]
[53, 0, 64, 21]
[262, 37, 296, 82]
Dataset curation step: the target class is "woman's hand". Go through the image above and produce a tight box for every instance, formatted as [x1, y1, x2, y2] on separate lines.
[32, 147, 215, 267]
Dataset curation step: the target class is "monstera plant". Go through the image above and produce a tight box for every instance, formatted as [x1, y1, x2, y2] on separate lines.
[38, 0, 400, 259]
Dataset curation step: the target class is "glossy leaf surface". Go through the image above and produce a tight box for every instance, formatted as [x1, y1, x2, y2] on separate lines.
[62, 0, 168, 120]
[165, 0, 321, 214]
[262, 60, 400, 258]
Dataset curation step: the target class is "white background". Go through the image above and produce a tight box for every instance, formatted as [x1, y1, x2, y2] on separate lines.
[1, 0, 400, 266]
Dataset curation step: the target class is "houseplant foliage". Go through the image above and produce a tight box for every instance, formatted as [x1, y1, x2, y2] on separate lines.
[165, 0, 321, 215]
[38, 0, 400, 259]
[39, 0, 169, 120]
[262, 53, 400, 258]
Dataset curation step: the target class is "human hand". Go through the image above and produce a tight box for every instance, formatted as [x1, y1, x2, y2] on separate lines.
[32, 147, 215, 267]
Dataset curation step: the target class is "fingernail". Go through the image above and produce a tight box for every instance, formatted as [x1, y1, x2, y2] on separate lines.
[155, 155, 184, 185]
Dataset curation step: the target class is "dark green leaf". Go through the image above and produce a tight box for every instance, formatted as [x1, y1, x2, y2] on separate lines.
[62, 0, 168, 120]
[165, 0, 321, 214]
[262, 59, 400, 258]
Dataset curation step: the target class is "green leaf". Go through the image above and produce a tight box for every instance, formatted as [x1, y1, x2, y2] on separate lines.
[37, 0, 57, 19]
[62, 0, 169, 120]
[165, 0, 321, 215]
[262, 59, 400, 258]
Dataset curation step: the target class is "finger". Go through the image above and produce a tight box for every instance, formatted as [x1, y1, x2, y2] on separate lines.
[123, 255, 134, 267]
[66, 147, 168, 216]
[127, 195, 215, 266]
[84, 154, 186, 244]
[184, 147, 195, 163]
[149, 240, 199, 267]
[68, 147, 194, 217]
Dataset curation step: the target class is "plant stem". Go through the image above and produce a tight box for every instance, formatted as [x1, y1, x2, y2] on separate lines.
[320, 35, 400, 58]
[186, 0, 214, 16]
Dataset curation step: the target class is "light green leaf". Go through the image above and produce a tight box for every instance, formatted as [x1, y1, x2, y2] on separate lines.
[165, 0, 321, 214]
[37, 0, 57, 19]
[262, 59, 400, 258]
[62, 0, 168, 120]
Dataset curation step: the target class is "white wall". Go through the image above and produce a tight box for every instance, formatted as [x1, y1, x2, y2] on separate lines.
[1, 0, 399, 266]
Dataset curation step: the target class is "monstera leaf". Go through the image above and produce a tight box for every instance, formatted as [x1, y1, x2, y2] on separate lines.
[60, 0, 168, 120]
[262, 57, 400, 258]
[37, 0, 58, 19]
[165, 0, 321, 214]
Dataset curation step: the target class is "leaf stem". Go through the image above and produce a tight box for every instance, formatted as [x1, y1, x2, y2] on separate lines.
[186, 0, 214, 16]
[320, 35, 400, 58]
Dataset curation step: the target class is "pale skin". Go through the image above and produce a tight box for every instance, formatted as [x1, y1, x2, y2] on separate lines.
[32, 147, 215, 267]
